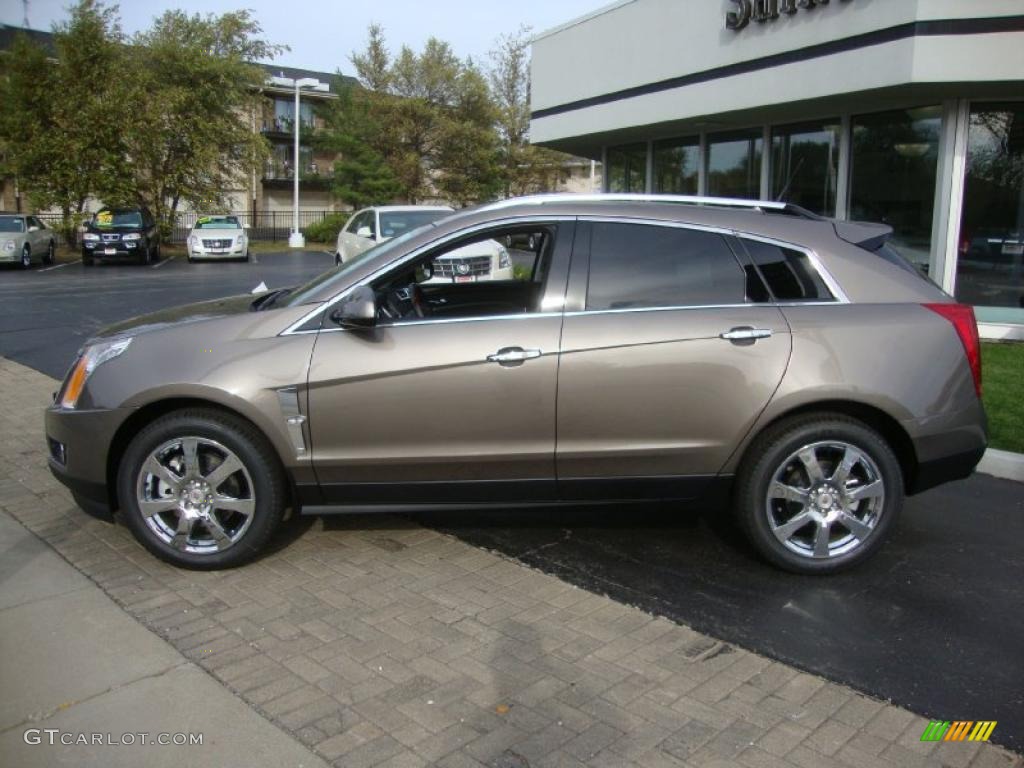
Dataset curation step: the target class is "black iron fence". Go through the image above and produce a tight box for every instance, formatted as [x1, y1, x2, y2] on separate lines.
[34, 210, 339, 246]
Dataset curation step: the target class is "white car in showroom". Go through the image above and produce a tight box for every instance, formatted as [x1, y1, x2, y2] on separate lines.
[336, 205, 513, 282]
[187, 215, 249, 262]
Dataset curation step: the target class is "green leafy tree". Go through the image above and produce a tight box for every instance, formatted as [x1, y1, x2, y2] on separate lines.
[0, 0, 132, 244]
[317, 84, 400, 209]
[344, 28, 502, 205]
[123, 10, 284, 231]
[488, 27, 570, 197]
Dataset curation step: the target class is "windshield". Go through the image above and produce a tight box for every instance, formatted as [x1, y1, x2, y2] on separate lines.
[94, 210, 143, 228]
[194, 217, 240, 230]
[379, 210, 450, 238]
[280, 223, 436, 307]
[0, 216, 25, 233]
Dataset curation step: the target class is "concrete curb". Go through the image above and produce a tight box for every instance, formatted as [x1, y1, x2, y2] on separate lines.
[977, 448, 1024, 483]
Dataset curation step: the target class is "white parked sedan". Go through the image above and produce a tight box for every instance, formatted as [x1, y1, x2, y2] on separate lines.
[0, 214, 56, 268]
[336, 205, 513, 282]
[187, 216, 249, 262]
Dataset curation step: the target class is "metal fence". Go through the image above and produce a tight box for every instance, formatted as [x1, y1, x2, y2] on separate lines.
[34, 210, 340, 246]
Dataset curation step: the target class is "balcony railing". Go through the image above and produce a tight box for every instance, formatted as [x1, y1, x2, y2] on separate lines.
[262, 164, 331, 184]
[260, 117, 316, 135]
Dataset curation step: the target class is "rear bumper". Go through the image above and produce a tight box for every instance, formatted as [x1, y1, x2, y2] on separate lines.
[905, 401, 988, 495]
[910, 444, 987, 495]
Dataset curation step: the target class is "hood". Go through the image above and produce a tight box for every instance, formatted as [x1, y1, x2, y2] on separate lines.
[93, 293, 257, 341]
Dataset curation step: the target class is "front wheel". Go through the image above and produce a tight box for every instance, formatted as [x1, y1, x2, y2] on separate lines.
[117, 409, 287, 569]
[20, 245, 31, 269]
[734, 414, 902, 574]
[44, 241, 55, 265]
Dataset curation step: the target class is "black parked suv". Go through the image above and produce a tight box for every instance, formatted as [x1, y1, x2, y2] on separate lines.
[82, 207, 161, 266]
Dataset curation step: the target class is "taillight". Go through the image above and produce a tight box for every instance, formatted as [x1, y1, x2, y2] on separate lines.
[923, 303, 982, 397]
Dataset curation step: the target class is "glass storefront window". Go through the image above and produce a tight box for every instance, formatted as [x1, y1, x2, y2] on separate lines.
[850, 106, 942, 274]
[606, 143, 647, 193]
[653, 137, 700, 194]
[707, 130, 762, 199]
[956, 102, 1024, 324]
[771, 120, 840, 216]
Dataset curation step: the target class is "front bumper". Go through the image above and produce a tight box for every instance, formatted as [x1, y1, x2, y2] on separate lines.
[83, 242, 142, 260]
[188, 247, 246, 260]
[45, 404, 132, 510]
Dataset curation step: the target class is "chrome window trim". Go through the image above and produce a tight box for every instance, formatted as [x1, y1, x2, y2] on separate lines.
[280, 212, 851, 337]
[280, 215, 576, 336]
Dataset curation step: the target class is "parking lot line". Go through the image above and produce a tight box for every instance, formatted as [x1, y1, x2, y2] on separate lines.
[151, 255, 176, 269]
[38, 260, 81, 272]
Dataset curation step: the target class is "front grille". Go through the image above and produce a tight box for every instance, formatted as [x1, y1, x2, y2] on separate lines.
[101, 233, 120, 242]
[432, 255, 491, 278]
[202, 239, 233, 249]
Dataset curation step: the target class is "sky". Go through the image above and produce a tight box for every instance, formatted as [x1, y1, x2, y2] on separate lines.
[0, 0, 606, 75]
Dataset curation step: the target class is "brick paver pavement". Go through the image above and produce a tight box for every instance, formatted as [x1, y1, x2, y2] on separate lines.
[1, 356, 1020, 768]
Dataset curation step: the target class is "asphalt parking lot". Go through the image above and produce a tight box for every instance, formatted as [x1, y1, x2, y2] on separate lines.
[1, 252, 1022, 751]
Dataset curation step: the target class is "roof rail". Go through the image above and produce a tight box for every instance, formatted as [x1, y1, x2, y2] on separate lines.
[478, 193, 822, 219]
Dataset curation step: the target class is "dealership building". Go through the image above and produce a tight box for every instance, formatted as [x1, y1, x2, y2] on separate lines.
[530, 0, 1024, 339]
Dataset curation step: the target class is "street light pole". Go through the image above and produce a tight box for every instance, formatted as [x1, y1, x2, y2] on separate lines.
[268, 75, 328, 248]
[291, 79, 302, 247]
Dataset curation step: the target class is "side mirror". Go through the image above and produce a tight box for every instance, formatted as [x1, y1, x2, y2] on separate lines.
[330, 285, 377, 328]
[356, 226, 373, 239]
[28, 225, 39, 232]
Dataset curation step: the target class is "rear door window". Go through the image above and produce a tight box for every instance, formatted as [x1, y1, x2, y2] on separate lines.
[586, 222, 746, 310]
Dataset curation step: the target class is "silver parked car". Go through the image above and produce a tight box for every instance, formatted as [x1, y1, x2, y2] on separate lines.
[44, 194, 986, 573]
[0, 214, 56, 268]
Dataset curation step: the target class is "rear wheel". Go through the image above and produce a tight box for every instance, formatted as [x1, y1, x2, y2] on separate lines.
[117, 409, 287, 569]
[734, 414, 902, 574]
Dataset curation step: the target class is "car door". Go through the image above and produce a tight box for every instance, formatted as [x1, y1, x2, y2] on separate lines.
[556, 220, 792, 501]
[306, 220, 574, 505]
[339, 210, 368, 262]
[28, 217, 47, 254]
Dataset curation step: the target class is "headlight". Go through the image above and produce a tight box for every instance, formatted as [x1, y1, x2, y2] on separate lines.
[58, 338, 132, 409]
[498, 247, 511, 270]
[189, 235, 199, 248]
[122, 233, 142, 241]
[2, 241, 14, 251]
[83, 233, 99, 242]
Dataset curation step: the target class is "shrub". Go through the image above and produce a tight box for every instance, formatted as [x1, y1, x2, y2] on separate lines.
[305, 212, 349, 243]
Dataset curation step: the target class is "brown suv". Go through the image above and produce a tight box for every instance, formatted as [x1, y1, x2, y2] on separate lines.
[45, 195, 987, 573]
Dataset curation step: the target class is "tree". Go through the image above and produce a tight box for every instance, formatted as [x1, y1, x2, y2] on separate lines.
[340, 28, 502, 205]
[316, 84, 400, 209]
[0, 0, 132, 244]
[488, 27, 570, 197]
[123, 10, 284, 230]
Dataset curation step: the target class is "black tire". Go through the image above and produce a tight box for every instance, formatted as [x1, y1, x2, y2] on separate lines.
[242, 251, 250, 262]
[733, 413, 903, 575]
[82, 253, 94, 266]
[44, 241, 55, 266]
[20, 245, 31, 269]
[117, 408, 288, 569]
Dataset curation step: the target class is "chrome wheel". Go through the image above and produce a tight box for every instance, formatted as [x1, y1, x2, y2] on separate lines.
[20, 245, 31, 269]
[765, 441, 885, 560]
[136, 436, 255, 555]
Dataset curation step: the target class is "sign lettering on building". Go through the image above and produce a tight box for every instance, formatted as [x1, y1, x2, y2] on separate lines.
[726, 0, 850, 32]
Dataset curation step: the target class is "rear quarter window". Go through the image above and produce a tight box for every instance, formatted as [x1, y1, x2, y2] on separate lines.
[586, 222, 746, 310]
[742, 239, 834, 302]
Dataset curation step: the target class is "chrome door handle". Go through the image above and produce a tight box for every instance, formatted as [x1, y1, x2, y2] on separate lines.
[487, 347, 542, 365]
[720, 327, 773, 341]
